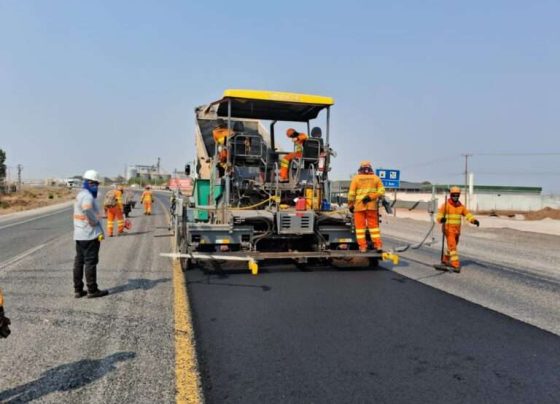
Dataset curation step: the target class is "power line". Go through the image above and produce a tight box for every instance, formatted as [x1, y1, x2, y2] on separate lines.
[475, 171, 560, 176]
[474, 152, 560, 157]
[400, 156, 458, 169]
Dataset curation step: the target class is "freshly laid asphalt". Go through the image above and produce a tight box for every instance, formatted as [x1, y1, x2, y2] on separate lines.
[187, 251, 560, 403]
[2, 194, 560, 403]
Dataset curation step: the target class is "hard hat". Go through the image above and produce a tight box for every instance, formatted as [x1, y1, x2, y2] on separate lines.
[359, 160, 372, 168]
[450, 186, 461, 194]
[286, 128, 299, 138]
[83, 169, 100, 183]
[311, 127, 322, 138]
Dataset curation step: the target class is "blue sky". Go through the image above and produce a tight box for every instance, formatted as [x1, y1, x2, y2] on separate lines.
[1, 0, 559, 191]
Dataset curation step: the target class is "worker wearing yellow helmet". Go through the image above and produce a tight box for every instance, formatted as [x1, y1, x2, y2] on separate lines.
[348, 161, 386, 252]
[436, 186, 480, 272]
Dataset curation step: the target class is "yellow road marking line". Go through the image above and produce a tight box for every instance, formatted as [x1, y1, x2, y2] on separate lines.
[157, 198, 203, 403]
[173, 258, 203, 403]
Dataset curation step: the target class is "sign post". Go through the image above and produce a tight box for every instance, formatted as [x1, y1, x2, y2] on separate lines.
[376, 168, 400, 217]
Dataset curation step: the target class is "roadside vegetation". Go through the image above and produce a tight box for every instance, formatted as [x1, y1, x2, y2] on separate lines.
[0, 186, 75, 214]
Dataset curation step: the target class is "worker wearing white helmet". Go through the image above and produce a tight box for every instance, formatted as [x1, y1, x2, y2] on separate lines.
[72, 170, 108, 298]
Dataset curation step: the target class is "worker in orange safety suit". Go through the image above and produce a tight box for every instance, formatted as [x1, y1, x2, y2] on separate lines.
[0, 288, 11, 338]
[104, 186, 125, 236]
[141, 186, 153, 215]
[348, 161, 386, 252]
[436, 186, 480, 272]
[212, 119, 233, 177]
[279, 128, 308, 182]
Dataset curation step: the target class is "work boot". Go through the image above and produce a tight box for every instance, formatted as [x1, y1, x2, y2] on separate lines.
[74, 290, 87, 298]
[87, 289, 109, 298]
[452, 266, 461, 273]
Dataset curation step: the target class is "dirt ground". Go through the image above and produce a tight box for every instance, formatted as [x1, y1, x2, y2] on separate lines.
[0, 186, 75, 215]
[476, 207, 560, 220]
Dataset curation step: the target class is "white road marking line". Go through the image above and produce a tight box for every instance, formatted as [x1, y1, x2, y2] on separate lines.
[0, 243, 47, 270]
[0, 207, 72, 231]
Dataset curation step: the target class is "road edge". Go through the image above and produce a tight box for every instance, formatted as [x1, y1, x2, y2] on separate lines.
[158, 198, 204, 403]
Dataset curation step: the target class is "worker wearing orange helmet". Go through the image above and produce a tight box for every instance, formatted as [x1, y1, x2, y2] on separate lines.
[141, 185, 153, 215]
[212, 119, 233, 177]
[279, 128, 308, 182]
[348, 161, 386, 252]
[436, 186, 480, 272]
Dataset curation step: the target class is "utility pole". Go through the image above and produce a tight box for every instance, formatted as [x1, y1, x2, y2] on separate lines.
[17, 164, 23, 190]
[157, 157, 161, 175]
[462, 153, 472, 210]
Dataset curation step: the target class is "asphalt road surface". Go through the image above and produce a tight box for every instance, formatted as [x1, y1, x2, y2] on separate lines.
[2, 195, 560, 403]
[0, 194, 176, 403]
[188, 261, 560, 403]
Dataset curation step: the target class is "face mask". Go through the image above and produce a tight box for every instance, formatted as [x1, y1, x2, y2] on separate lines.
[83, 180, 99, 198]
[89, 184, 99, 198]
[451, 195, 460, 203]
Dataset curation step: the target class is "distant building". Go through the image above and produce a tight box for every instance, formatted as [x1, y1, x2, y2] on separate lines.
[126, 164, 170, 182]
[329, 179, 555, 211]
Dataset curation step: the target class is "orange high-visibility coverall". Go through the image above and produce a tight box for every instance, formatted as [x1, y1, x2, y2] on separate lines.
[348, 173, 386, 251]
[141, 190, 153, 215]
[279, 133, 308, 181]
[107, 189, 125, 235]
[436, 199, 477, 268]
[213, 127, 233, 164]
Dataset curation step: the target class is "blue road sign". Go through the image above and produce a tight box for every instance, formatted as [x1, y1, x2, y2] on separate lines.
[376, 169, 400, 188]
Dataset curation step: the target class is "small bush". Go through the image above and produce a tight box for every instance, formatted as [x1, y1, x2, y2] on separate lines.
[48, 193, 54, 199]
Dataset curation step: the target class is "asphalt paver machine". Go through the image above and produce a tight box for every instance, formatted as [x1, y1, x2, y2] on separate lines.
[173, 90, 398, 274]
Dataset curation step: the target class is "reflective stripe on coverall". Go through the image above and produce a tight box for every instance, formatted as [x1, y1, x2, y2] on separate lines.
[348, 173, 386, 250]
[436, 199, 477, 268]
[108, 189, 125, 234]
[279, 133, 308, 181]
[106, 206, 124, 235]
[141, 191, 153, 214]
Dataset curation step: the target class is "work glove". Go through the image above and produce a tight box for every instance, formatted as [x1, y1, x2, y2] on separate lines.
[348, 205, 354, 213]
[472, 219, 480, 227]
[0, 307, 11, 339]
[440, 217, 447, 224]
[362, 195, 372, 204]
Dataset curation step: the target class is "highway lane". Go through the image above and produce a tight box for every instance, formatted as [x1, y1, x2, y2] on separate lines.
[0, 204, 73, 267]
[0, 197, 178, 403]
[389, 235, 560, 337]
[4, 195, 558, 403]
[179, 216, 560, 404]
[187, 263, 560, 403]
